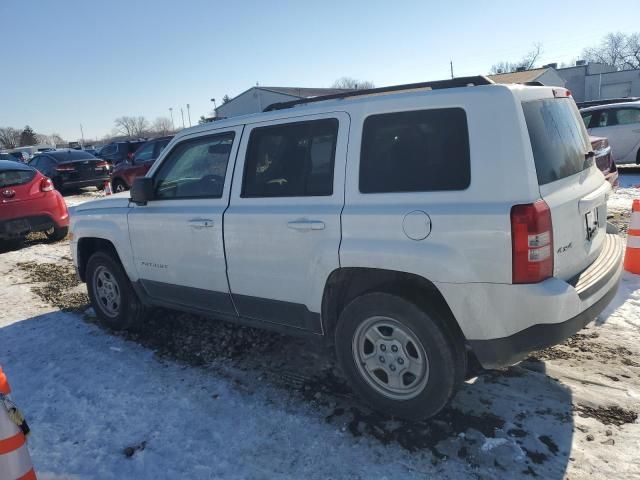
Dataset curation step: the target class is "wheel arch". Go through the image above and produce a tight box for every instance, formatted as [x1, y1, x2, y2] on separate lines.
[77, 237, 123, 282]
[321, 267, 466, 345]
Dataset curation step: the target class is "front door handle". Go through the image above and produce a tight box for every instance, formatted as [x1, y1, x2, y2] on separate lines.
[188, 218, 214, 229]
[287, 219, 325, 231]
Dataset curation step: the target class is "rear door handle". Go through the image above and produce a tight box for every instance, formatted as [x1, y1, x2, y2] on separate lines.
[287, 219, 325, 231]
[188, 218, 214, 229]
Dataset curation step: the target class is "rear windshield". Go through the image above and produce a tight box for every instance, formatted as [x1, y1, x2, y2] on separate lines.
[522, 98, 591, 185]
[0, 169, 35, 188]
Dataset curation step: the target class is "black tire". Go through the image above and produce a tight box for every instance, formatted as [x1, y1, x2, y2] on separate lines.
[45, 225, 68, 242]
[111, 179, 128, 193]
[86, 251, 147, 331]
[334, 292, 466, 421]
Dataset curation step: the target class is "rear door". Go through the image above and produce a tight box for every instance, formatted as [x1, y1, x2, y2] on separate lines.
[224, 113, 348, 333]
[522, 96, 608, 280]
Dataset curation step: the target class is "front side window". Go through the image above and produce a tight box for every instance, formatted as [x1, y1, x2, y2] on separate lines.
[242, 118, 338, 197]
[360, 108, 470, 193]
[153, 133, 235, 200]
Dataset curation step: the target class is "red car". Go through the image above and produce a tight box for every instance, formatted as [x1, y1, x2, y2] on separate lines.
[590, 136, 619, 190]
[0, 160, 69, 242]
[110, 136, 173, 192]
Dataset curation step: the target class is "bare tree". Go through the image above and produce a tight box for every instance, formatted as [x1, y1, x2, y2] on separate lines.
[151, 117, 173, 136]
[0, 127, 21, 149]
[331, 77, 375, 90]
[222, 94, 231, 104]
[583, 32, 640, 70]
[113, 116, 150, 138]
[489, 43, 543, 74]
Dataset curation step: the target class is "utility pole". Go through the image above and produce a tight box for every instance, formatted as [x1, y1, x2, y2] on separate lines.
[180, 108, 185, 128]
[169, 108, 175, 130]
[210, 98, 217, 118]
[450, 60, 454, 79]
[186, 104, 191, 127]
[80, 124, 85, 147]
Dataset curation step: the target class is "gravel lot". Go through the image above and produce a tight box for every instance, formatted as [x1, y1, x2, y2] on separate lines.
[1, 177, 639, 479]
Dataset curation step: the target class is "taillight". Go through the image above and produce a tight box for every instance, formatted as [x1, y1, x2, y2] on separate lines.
[40, 177, 54, 192]
[56, 164, 75, 172]
[96, 161, 109, 168]
[127, 152, 134, 160]
[511, 200, 553, 283]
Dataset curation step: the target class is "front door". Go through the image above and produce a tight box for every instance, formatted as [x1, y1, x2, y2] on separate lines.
[128, 127, 242, 314]
[224, 113, 349, 333]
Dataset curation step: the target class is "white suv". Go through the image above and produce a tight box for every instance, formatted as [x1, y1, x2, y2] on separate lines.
[70, 77, 624, 420]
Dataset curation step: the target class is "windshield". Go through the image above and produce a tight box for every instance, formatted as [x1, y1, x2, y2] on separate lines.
[522, 98, 592, 185]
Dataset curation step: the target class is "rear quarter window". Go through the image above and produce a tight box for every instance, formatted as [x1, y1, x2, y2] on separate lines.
[522, 98, 591, 185]
[359, 108, 470, 193]
[0, 169, 35, 187]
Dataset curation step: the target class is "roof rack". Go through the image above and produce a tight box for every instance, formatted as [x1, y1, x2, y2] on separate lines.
[263, 75, 495, 112]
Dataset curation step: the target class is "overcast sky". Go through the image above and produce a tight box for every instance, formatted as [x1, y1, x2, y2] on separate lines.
[1, 0, 638, 142]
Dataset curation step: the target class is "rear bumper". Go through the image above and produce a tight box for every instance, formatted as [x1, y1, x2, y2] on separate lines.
[61, 177, 109, 188]
[438, 233, 624, 369]
[0, 215, 61, 239]
[0, 192, 69, 239]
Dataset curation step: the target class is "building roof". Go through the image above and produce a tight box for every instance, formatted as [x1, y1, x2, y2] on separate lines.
[487, 68, 550, 84]
[257, 87, 352, 98]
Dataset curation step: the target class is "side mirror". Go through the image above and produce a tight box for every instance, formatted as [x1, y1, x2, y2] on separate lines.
[131, 177, 154, 205]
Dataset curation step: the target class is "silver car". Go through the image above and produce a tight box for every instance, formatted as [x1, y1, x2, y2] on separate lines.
[581, 101, 640, 165]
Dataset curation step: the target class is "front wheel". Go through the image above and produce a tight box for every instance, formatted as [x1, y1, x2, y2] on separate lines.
[335, 292, 466, 421]
[86, 251, 147, 330]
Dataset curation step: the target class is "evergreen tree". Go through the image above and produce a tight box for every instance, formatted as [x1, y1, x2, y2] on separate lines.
[19, 125, 37, 146]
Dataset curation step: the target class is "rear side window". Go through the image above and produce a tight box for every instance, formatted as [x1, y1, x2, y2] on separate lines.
[615, 108, 640, 125]
[359, 108, 470, 193]
[242, 118, 338, 197]
[522, 98, 591, 185]
[0, 169, 35, 188]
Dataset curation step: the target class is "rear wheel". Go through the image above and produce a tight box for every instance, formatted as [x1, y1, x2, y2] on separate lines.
[45, 225, 68, 242]
[112, 179, 127, 193]
[335, 292, 466, 420]
[86, 251, 147, 330]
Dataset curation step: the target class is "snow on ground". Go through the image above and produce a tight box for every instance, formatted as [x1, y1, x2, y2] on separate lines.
[0, 183, 639, 479]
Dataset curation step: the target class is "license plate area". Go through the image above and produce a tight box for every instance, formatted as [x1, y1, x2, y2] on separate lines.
[585, 209, 599, 241]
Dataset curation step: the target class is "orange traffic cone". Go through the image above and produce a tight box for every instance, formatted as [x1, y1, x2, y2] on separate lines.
[0, 367, 36, 480]
[103, 180, 112, 196]
[624, 199, 640, 274]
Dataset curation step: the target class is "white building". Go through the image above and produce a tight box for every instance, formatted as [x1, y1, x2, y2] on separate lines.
[555, 62, 640, 102]
[215, 86, 351, 118]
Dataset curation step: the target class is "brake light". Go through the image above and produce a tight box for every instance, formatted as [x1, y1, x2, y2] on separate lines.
[40, 177, 54, 192]
[552, 88, 572, 98]
[96, 161, 109, 168]
[56, 164, 75, 172]
[511, 200, 554, 283]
